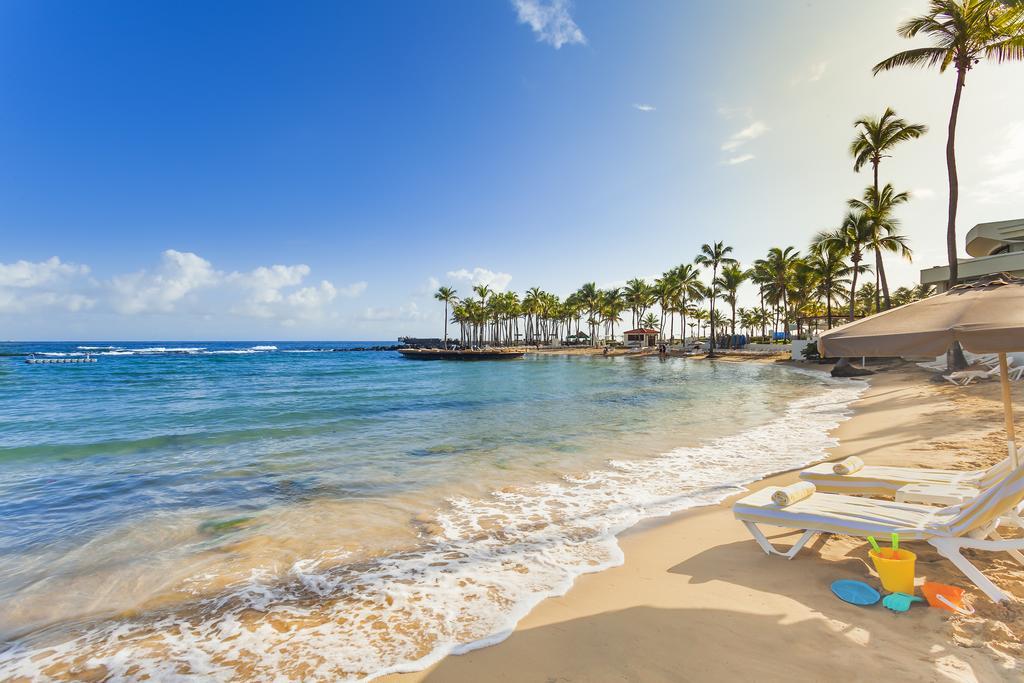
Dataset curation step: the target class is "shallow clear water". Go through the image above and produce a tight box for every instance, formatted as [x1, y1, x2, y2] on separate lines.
[0, 342, 864, 680]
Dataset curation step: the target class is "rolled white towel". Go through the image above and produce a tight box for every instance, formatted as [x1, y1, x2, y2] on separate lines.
[771, 481, 816, 507]
[832, 456, 864, 475]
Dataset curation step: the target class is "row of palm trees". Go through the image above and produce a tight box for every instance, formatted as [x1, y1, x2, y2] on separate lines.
[431, 104, 931, 350]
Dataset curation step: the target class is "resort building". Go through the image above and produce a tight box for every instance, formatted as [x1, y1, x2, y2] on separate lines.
[623, 328, 659, 347]
[920, 218, 1024, 292]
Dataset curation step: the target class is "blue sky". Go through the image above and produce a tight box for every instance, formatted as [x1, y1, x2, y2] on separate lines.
[2, 1, 1023, 340]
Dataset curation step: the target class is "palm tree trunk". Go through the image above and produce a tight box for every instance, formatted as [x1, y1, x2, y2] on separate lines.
[870, 159, 891, 311]
[443, 302, 449, 349]
[848, 254, 859, 322]
[825, 287, 833, 330]
[874, 253, 881, 315]
[945, 66, 965, 289]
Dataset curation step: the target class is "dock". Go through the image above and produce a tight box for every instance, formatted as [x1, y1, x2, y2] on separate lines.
[397, 348, 525, 361]
[26, 356, 97, 364]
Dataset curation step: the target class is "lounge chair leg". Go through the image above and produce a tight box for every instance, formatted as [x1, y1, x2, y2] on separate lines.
[742, 522, 816, 559]
[930, 538, 1009, 603]
[988, 529, 1024, 566]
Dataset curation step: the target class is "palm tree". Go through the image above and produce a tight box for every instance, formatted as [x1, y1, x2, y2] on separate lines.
[807, 238, 852, 329]
[577, 282, 600, 346]
[756, 247, 800, 337]
[874, 0, 1024, 288]
[433, 286, 459, 348]
[847, 184, 913, 311]
[694, 242, 736, 356]
[673, 263, 705, 344]
[691, 308, 709, 340]
[816, 211, 874, 321]
[850, 108, 926, 308]
[714, 263, 748, 346]
[641, 312, 659, 330]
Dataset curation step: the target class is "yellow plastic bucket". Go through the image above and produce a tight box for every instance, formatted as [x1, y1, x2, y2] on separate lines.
[869, 548, 916, 594]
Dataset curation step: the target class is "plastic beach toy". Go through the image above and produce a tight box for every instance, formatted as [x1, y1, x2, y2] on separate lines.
[882, 592, 924, 613]
[831, 579, 881, 606]
[869, 535, 917, 595]
[922, 582, 975, 615]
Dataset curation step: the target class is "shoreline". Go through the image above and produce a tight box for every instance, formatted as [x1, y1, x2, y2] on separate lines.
[386, 362, 1023, 682]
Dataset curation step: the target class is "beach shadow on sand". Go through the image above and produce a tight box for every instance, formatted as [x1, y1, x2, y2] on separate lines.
[419, 530, 1018, 681]
[419, 602, 969, 682]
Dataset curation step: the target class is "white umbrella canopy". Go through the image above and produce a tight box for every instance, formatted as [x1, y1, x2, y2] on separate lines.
[818, 274, 1024, 468]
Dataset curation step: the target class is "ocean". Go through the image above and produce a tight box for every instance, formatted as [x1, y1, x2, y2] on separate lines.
[0, 342, 864, 680]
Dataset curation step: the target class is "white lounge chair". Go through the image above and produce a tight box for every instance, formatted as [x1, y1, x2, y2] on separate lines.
[800, 457, 1009, 499]
[734, 466, 1024, 602]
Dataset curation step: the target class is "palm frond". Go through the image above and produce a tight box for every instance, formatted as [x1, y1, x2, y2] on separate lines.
[873, 46, 950, 74]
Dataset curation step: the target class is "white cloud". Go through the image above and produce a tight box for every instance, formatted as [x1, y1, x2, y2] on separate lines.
[0, 257, 95, 313]
[446, 267, 513, 292]
[971, 121, 1024, 203]
[726, 154, 755, 166]
[512, 0, 585, 49]
[792, 61, 829, 85]
[337, 281, 368, 298]
[973, 169, 1024, 204]
[0, 256, 89, 289]
[0, 249, 363, 328]
[360, 302, 428, 322]
[721, 121, 767, 152]
[912, 187, 936, 199]
[633, 103, 655, 112]
[288, 280, 337, 310]
[111, 250, 219, 314]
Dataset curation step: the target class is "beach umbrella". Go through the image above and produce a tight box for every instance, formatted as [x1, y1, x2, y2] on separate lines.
[817, 273, 1024, 468]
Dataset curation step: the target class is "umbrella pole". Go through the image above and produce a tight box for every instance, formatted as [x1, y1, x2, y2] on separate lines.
[998, 352, 1019, 469]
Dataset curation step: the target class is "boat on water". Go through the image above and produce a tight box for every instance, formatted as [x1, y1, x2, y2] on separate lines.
[397, 348, 525, 360]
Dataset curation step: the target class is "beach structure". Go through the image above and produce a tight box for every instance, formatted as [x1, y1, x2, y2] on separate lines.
[736, 274, 1024, 602]
[921, 218, 1024, 293]
[26, 354, 96, 364]
[623, 328, 659, 347]
[818, 273, 1023, 468]
[734, 468, 1024, 602]
[397, 348, 525, 360]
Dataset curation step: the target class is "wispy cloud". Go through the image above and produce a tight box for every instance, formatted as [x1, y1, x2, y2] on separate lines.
[971, 121, 1024, 204]
[726, 154, 755, 166]
[912, 187, 936, 200]
[446, 267, 513, 292]
[512, 0, 585, 49]
[632, 103, 655, 112]
[721, 121, 767, 152]
[791, 61, 829, 85]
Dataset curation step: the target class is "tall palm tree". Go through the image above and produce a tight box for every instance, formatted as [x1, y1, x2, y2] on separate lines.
[847, 183, 913, 311]
[694, 242, 736, 356]
[850, 108, 926, 308]
[433, 286, 459, 349]
[714, 264, 748, 347]
[874, 0, 1024, 288]
[816, 211, 874, 321]
[673, 263, 705, 344]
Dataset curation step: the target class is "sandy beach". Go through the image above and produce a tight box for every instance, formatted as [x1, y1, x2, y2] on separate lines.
[386, 361, 1024, 682]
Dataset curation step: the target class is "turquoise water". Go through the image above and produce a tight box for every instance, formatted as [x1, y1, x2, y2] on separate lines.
[0, 342, 864, 680]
